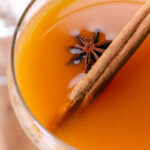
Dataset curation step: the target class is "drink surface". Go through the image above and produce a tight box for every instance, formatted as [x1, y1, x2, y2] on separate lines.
[15, 0, 150, 149]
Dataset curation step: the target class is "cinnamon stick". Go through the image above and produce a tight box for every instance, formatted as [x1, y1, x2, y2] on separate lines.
[50, 0, 150, 131]
[78, 13, 150, 112]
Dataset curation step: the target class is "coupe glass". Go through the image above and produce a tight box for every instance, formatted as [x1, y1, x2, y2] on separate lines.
[8, 0, 145, 150]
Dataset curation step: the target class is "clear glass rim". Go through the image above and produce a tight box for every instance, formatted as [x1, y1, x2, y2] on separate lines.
[10, 0, 74, 149]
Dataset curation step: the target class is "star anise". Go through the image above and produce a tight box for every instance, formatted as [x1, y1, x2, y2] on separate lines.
[68, 31, 112, 73]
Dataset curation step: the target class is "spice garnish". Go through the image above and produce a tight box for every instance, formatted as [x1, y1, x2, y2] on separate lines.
[69, 31, 112, 73]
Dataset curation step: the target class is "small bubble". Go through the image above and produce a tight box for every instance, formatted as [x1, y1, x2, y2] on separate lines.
[71, 29, 80, 36]
[70, 48, 81, 54]
[74, 60, 80, 64]
[106, 32, 116, 40]
[68, 73, 86, 88]
[87, 24, 103, 33]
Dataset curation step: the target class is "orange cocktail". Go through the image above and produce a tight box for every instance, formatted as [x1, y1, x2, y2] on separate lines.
[15, 0, 150, 149]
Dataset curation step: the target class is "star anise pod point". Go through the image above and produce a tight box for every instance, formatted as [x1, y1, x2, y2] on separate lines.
[68, 30, 112, 73]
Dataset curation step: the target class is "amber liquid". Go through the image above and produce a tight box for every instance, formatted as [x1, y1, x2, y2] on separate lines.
[15, 0, 150, 149]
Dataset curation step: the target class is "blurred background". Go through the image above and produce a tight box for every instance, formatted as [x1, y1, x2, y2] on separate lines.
[0, 0, 37, 149]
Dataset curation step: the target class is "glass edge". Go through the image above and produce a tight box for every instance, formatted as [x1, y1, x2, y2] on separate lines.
[10, 0, 74, 149]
